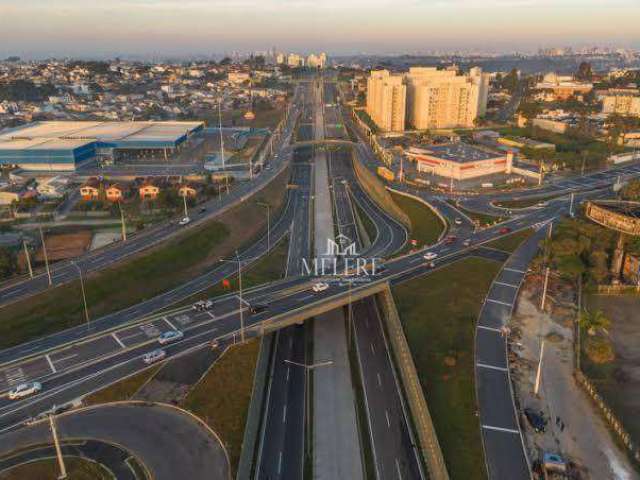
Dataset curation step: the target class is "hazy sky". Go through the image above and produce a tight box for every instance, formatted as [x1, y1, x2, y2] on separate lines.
[1, 0, 638, 58]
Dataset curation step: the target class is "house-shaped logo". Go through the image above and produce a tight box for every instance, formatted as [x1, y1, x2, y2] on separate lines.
[325, 234, 357, 256]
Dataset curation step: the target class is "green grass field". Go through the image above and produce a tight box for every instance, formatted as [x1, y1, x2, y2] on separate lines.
[390, 192, 445, 249]
[181, 339, 260, 478]
[392, 257, 502, 480]
[83, 365, 161, 406]
[484, 228, 534, 253]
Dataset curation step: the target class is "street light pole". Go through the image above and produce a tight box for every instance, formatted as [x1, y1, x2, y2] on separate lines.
[257, 202, 271, 253]
[284, 359, 333, 459]
[23, 240, 33, 279]
[49, 414, 67, 480]
[182, 193, 188, 219]
[534, 340, 545, 396]
[218, 99, 226, 171]
[118, 201, 127, 242]
[71, 261, 90, 331]
[39, 225, 52, 286]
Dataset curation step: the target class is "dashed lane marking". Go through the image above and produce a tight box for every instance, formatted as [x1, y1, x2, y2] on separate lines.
[45, 355, 56, 373]
[111, 333, 126, 349]
[163, 317, 178, 331]
[494, 281, 519, 289]
[486, 298, 513, 307]
[477, 363, 508, 372]
[482, 425, 520, 434]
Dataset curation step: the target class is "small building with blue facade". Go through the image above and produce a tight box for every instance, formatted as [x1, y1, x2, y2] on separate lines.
[0, 121, 204, 171]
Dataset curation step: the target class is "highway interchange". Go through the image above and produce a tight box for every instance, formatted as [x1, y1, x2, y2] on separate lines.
[1, 76, 640, 479]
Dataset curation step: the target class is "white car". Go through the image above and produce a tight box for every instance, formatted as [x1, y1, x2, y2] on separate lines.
[463, 239, 472, 247]
[143, 349, 166, 365]
[423, 252, 438, 261]
[158, 330, 184, 345]
[179, 217, 191, 226]
[8, 382, 42, 400]
[312, 282, 330, 293]
[454, 218, 463, 225]
[192, 300, 213, 311]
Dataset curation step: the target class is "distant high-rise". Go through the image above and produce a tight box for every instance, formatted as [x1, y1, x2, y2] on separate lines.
[405, 66, 490, 130]
[366, 70, 406, 132]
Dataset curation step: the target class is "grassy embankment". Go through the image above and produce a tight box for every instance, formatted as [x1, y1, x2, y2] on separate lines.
[446, 200, 504, 227]
[484, 228, 534, 253]
[389, 192, 445, 250]
[393, 257, 501, 480]
[0, 166, 290, 350]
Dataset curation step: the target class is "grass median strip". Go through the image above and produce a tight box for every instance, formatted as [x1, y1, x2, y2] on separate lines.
[484, 228, 534, 253]
[0, 457, 112, 480]
[390, 192, 444, 250]
[392, 257, 501, 480]
[83, 365, 162, 406]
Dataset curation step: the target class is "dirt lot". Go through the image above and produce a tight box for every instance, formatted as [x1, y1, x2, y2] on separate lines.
[586, 295, 640, 447]
[34, 230, 92, 262]
[509, 277, 638, 479]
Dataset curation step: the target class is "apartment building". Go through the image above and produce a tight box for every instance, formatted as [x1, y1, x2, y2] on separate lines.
[405, 67, 490, 130]
[365, 67, 489, 132]
[602, 88, 640, 117]
[366, 70, 407, 132]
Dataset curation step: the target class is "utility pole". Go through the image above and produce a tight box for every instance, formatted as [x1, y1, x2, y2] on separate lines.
[540, 222, 553, 311]
[23, 240, 33, 279]
[182, 193, 188, 219]
[118, 201, 127, 241]
[257, 202, 271, 253]
[218, 99, 225, 171]
[534, 340, 545, 396]
[39, 225, 52, 286]
[71, 261, 90, 331]
[569, 192, 575, 217]
[221, 252, 257, 344]
[49, 414, 67, 479]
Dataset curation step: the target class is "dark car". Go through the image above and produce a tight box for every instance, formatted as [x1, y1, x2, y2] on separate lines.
[499, 227, 512, 234]
[524, 408, 546, 433]
[444, 235, 457, 245]
[250, 303, 269, 314]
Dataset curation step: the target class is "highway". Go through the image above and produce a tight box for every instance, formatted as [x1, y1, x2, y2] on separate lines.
[0, 90, 302, 308]
[0, 77, 636, 480]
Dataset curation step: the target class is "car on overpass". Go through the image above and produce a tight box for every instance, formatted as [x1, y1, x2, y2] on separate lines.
[8, 382, 42, 400]
[312, 282, 330, 292]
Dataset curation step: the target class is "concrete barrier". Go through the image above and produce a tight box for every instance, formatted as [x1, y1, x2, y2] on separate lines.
[378, 285, 450, 480]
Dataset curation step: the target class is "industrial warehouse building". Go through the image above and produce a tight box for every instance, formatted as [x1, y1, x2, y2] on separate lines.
[0, 121, 204, 171]
[406, 143, 513, 180]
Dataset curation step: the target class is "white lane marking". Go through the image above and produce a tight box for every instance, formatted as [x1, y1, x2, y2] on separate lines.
[504, 267, 525, 274]
[4, 367, 26, 385]
[282, 404, 287, 423]
[385, 410, 391, 428]
[206, 311, 216, 320]
[395, 458, 403, 480]
[477, 363, 507, 372]
[477, 325, 502, 333]
[52, 353, 78, 364]
[494, 281, 518, 289]
[45, 355, 56, 374]
[111, 333, 126, 349]
[298, 294, 315, 302]
[486, 298, 512, 307]
[278, 452, 283, 475]
[163, 317, 178, 330]
[286, 367, 290, 382]
[482, 425, 520, 434]
[370, 343, 375, 354]
[377, 373, 382, 388]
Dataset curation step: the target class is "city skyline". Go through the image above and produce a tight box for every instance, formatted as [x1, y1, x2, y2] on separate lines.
[1, 0, 639, 59]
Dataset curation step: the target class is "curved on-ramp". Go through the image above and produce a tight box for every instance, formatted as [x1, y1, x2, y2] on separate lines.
[0, 402, 230, 480]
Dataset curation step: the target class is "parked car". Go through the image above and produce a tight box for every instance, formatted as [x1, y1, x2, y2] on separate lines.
[158, 330, 184, 345]
[8, 382, 42, 400]
[193, 300, 213, 311]
[312, 282, 329, 293]
[524, 408, 546, 433]
[143, 349, 167, 365]
[423, 252, 438, 261]
[179, 217, 191, 226]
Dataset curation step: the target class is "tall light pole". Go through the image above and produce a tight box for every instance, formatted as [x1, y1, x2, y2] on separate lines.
[534, 340, 545, 396]
[182, 192, 189, 219]
[221, 251, 258, 344]
[540, 222, 553, 312]
[49, 414, 67, 479]
[118, 201, 127, 242]
[569, 192, 575, 217]
[284, 359, 333, 458]
[218, 98, 226, 171]
[39, 225, 52, 286]
[22, 239, 33, 279]
[257, 202, 271, 253]
[71, 261, 90, 331]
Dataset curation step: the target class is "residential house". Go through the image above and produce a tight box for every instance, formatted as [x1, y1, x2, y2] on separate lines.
[178, 184, 197, 198]
[105, 184, 124, 202]
[139, 182, 160, 200]
[79, 180, 101, 200]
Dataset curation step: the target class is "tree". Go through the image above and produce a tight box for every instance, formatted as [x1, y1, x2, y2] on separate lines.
[518, 101, 542, 126]
[501, 68, 519, 93]
[579, 308, 611, 336]
[621, 179, 640, 201]
[576, 62, 593, 81]
[0, 247, 16, 279]
[219, 57, 232, 66]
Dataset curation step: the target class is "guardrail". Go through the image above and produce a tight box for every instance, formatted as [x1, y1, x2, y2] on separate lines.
[378, 285, 450, 480]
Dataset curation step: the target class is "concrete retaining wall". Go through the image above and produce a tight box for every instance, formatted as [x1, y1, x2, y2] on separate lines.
[378, 285, 450, 480]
